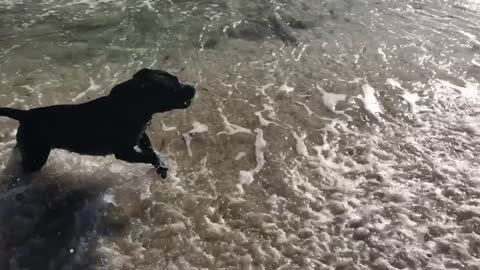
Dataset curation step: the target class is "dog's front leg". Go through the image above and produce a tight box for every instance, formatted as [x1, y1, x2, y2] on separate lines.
[138, 132, 168, 177]
[115, 147, 167, 178]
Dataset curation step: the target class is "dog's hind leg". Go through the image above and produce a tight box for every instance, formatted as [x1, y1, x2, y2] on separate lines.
[16, 125, 51, 173]
[2, 144, 50, 189]
[18, 143, 51, 173]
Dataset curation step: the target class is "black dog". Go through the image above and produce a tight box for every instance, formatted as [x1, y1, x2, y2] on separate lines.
[0, 68, 195, 178]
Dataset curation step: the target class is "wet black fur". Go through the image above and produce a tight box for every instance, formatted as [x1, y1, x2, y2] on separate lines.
[0, 68, 195, 178]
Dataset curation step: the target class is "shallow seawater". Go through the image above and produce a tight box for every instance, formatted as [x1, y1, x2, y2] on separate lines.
[1, 0, 480, 269]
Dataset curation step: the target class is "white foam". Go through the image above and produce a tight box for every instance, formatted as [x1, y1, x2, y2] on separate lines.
[238, 170, 254, 186]
[402, 91, 420, 113]
[235, 152, 247, 161]
[161, 123, 177, 131]
[279, 83, 294, 93]
[5, 93, 26, 107]
[472, 58, 480, 67]
[139, 0, 155, 11]
[183, 121, 208, 157]
[316, 84, 347, 113]
[254, 111, 275, 126]
[238, 129, 266, 186]
[433, 79, 479, 98]
[386, 78, 405, 90]
[294, 44, 309, 61]
[255, 82, 274, 96]
[291, 131, 309, 157]
[254, 104, 280, 127]
[217, 108, 253, 135]
[103, 193, 117, 206]
[463, 115, 480, 135]
[377, 47, 388, 62]
[51, 0, 117, 12]
[188, 121, 209, 134]
[295, 101, 315, 116]
[204, 216, 231, 236]
[4, 44, 20, 54]
[387, 78, 420, 113]
[458, 29, 480, 46]
[199, 25, 207, 52]
[361, 83, 383, 118]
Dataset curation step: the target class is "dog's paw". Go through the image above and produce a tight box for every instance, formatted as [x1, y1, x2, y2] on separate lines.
[156, 166, 168, 179]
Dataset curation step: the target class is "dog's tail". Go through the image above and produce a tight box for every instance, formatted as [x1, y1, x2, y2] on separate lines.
[0, 107, 27, 121]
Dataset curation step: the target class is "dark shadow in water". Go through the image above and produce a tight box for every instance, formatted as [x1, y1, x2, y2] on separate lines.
[0, 150, 114, 270]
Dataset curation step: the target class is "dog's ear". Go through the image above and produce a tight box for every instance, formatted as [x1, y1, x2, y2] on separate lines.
[110, 68, 155, 99]
[109, 80, 136, 101]
[133, 68, 151, 80]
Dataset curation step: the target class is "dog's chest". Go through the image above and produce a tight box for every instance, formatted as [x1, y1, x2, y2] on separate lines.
[125, 117, 151, 141]
[135, 120, 150, 139]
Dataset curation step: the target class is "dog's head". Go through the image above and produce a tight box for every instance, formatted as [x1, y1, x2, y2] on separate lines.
[109, 68, 196, 113]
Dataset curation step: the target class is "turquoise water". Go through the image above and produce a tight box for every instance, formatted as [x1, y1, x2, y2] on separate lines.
[1, 0, 480, 269]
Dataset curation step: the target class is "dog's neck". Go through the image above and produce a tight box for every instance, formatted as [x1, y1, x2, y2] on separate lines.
[136, 111, 153, 123]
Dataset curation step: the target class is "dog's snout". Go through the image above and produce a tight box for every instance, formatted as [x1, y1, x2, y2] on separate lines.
[183, 84, 196, 99]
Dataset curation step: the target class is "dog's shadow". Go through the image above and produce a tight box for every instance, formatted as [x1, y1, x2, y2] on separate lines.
[0, 150, 115, 270]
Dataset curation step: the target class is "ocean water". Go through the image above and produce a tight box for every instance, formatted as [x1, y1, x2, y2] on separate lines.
[0, 0, 480, 269]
